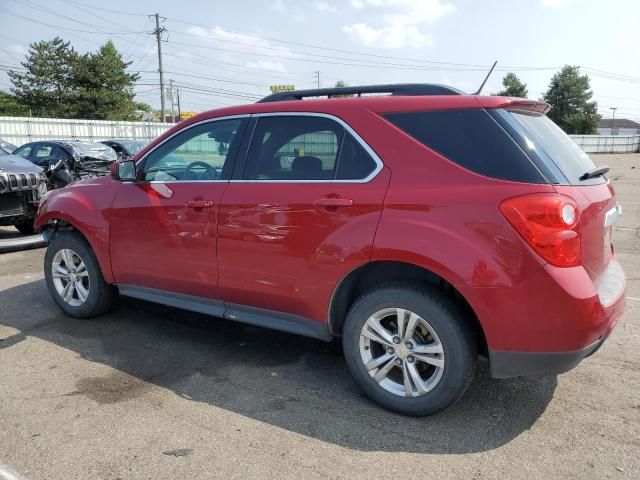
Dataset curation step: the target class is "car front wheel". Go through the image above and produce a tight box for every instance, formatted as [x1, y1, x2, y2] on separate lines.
[44, 231, 117, 318]
[342, 285, 477, 416]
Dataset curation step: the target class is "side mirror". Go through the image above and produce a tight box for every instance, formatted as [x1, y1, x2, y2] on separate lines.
[111, 159, 137, 181]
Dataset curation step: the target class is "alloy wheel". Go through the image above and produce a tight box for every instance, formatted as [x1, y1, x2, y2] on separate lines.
[51, 248, 90, 307]
[359, 307, 445, 397]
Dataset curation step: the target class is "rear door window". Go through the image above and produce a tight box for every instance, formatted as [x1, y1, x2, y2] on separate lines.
[34, 145, 53, 157]
[384, 109, 546, 183]
[244, 116, 342, 181]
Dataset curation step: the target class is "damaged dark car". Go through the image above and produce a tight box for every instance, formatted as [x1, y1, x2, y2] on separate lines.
[12, 140, 118, 184]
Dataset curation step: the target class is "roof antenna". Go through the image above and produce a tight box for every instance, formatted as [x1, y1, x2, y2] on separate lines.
[473, 60, 497, 95]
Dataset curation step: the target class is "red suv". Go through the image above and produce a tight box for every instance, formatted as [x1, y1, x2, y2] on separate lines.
[35, 84, 626, 415]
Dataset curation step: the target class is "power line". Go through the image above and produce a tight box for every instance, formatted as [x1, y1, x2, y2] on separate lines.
[162, 71, 268, 88]
[61, 0, 149, 16]
[165, 38, 491, 72]
[173, 82, 261, 100]
[15, 0, 140, 36]
[161, 46, 313, 83]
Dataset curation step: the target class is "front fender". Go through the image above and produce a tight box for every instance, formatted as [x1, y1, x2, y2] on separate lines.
[35, 177, 119, 283]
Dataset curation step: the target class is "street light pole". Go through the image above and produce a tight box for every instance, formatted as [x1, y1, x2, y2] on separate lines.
[610, 107, 617, 135]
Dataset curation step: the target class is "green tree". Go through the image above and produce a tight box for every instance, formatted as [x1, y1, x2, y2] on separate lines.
[543, 65, 599, 134]
[8, 37, 78, 117]
[0, 91, 30, 116]
[496, 72, 528, 98]
[333, 80, 352, 97]
[73, 41, 141, 120]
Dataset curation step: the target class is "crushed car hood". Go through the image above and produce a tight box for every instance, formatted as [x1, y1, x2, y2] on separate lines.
[64, 142, 117, 162]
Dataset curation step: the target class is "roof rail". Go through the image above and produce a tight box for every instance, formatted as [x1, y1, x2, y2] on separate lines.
[257, 83, 465, 103]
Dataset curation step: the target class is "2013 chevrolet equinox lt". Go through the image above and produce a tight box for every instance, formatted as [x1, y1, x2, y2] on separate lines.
[35, 84, 626, 415]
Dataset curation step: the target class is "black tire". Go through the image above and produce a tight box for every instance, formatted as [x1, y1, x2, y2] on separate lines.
[44, 231, 118, 318]
[14, 220, 36, 235]
[342, 284, 477, 416]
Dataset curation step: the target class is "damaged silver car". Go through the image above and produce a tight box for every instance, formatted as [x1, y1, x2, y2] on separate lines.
[0, 153, 48, 234]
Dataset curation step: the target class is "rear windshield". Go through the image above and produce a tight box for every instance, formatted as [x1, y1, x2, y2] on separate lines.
[384, 109, 545, 183]
[505, 110, 604, 185]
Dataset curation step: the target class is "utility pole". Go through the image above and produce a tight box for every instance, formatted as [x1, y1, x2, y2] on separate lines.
[168, 79, 175, 122]
[610, 107, 617, 135]
[176, 89, 181, 120]
[152, 13, 166, 122]
[314, 70, 320, 88]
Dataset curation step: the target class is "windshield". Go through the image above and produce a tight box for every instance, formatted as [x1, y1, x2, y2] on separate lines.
[506, 110, 604, 185]
[0, 141, 17, 153]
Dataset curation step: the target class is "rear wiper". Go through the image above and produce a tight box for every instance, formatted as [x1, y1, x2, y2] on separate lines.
[579, 165, 610, 181]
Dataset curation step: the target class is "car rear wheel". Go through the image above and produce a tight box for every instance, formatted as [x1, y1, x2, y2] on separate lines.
[342, 285, 477, 416]
[44, 231, 117, 318]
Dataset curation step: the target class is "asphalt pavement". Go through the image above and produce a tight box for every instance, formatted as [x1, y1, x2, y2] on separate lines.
[0, 153, 638, 479]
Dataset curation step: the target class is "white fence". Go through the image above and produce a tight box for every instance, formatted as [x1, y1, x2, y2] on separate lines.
[0, 116, 174, 146]
[570, 134, 640, 154]
[2, 116, 639, 155]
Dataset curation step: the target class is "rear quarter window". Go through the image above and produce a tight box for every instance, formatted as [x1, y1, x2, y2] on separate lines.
[384, 109, 546, 183]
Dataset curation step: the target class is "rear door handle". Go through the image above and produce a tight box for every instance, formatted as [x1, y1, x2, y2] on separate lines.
[186, 200, 214, 209]
[314, 197, 354, 209]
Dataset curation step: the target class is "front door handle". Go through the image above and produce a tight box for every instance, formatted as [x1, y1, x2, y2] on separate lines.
[186, 200, 214, 209]
[314, 197, 354, 209]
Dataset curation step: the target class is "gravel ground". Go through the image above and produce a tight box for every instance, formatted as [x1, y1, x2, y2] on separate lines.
[1, 153, 639, 480]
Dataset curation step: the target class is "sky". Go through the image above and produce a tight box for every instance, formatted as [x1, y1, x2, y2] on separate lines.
[0, 0, 639, 122]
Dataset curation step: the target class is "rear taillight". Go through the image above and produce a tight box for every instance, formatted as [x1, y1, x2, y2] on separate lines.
[499, 193, 580, 267]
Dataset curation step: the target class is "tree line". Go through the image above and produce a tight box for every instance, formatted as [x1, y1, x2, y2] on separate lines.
[2, 37, 149, 121]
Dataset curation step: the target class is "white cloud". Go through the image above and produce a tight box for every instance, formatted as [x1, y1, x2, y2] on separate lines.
[186, 26, 294, 58]
[541, 0, 570, 6]
[343, 0, 455, 49]
[0, 44, 27, 69]
[269, 0, 306, 21]
[271, 0, 286, 13]
[343, 23, 431, 48]
[245, 60, 288, 73]
[7, 44, 27, 56]
[314, 1, 338, 13]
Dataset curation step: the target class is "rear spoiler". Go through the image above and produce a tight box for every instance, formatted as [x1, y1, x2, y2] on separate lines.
[476, 96, 550, 114]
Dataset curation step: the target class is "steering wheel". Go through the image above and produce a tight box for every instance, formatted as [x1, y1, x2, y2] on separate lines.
[184, 161, 219, 180]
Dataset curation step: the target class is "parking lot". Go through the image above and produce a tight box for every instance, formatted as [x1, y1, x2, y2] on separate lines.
[0, 153, 638, 480]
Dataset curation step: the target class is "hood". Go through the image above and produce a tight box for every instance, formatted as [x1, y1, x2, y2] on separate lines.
[0, 154, 43, 175]
[0, 154, 44, 194]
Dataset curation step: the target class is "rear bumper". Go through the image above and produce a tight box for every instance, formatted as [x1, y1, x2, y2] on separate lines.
[459, 257, 626, 378]
[485, 261, 626, 378]
[489, 336, 606, 378]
